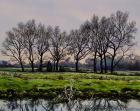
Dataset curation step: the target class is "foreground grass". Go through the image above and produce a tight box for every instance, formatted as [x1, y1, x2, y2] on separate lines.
[0, 70, 140, 98]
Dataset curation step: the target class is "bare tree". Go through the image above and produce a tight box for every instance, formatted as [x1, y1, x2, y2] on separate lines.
[95, 17, 111, 73]
[36, 24, 50, 71]
[21, 20, 37, 72]
[68, 28, 89, 72]
[49, 26, 68, 71]
[89, 16, 99, 73]
[1, 25, 25, 71]
[108, 11, 137, 73]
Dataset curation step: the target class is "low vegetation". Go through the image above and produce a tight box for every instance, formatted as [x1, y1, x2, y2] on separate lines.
[0, 70, 140, 99]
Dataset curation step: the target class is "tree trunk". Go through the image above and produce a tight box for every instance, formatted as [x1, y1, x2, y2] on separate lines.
[104, 53, 108, 73]
[93, 52, 97, 73]
[53, 61, 56, 71]
[31, 61, 34, 72]
[111, 50, 116, 73]
[20, 61, 24, 72]
[111, 56, 115, 73]
[100, 55, 103, 73]
[75, 59, 79, 72]
[56, 60, 59, 72]
[39, 55, 43, 72]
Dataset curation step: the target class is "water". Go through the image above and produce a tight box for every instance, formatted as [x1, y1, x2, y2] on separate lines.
[0, 98, 139, 111]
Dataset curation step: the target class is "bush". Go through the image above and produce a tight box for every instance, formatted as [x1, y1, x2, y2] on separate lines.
[59, 66, 65, 72]
[121, 87, 133, 93]
[47, 61, 53, 72]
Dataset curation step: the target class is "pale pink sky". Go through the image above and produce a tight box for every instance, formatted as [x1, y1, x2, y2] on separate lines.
[0, 0, 140, 60]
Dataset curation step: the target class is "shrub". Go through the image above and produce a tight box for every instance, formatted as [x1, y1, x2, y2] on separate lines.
[121, 87, 133, 93]
[59, 66, 65, 72]
[46, 61, 53, 72]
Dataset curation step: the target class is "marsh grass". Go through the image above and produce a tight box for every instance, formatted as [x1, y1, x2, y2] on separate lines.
[0, 70, 139, 98]
[0, 71, 139, 91]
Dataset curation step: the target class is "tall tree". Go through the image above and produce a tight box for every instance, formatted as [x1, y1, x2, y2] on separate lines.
[22, 20, 37, 72]
[1, 26, 25, 71]
[108, 11, 137, 73]
[49, 26, 68, 71]
[96, 17, 111, 73]
[68, 28, 89, 72]
[86, 15, 99, 73]
[36, 24, 50, 71]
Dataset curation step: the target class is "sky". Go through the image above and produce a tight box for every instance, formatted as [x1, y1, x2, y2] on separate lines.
[0, 0, 140, 60]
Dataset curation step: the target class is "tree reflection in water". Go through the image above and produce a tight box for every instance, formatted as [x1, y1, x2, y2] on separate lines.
[0, 82, 136, 111]
[0, 98, 128, 111]
[65, 98, 127, 111]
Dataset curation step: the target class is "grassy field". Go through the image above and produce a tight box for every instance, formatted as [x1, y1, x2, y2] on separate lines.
[0, 69, 139, 99]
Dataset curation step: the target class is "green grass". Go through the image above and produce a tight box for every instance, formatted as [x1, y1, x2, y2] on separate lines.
[0, 71, 140, 94]
[0, 67, 140, 99]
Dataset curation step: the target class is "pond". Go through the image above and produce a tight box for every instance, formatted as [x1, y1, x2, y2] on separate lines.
[0, 98, 140, 111]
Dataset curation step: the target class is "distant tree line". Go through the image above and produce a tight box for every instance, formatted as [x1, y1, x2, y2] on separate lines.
[1, 11, 137, 73]
[118, 54, 140, 71]
[0, 60, 13, 67]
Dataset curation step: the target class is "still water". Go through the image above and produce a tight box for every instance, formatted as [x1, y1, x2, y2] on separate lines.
[0, 98, 139, 111]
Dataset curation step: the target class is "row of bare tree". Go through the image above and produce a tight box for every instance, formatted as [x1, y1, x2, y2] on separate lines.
[1, 11, 137, 73]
